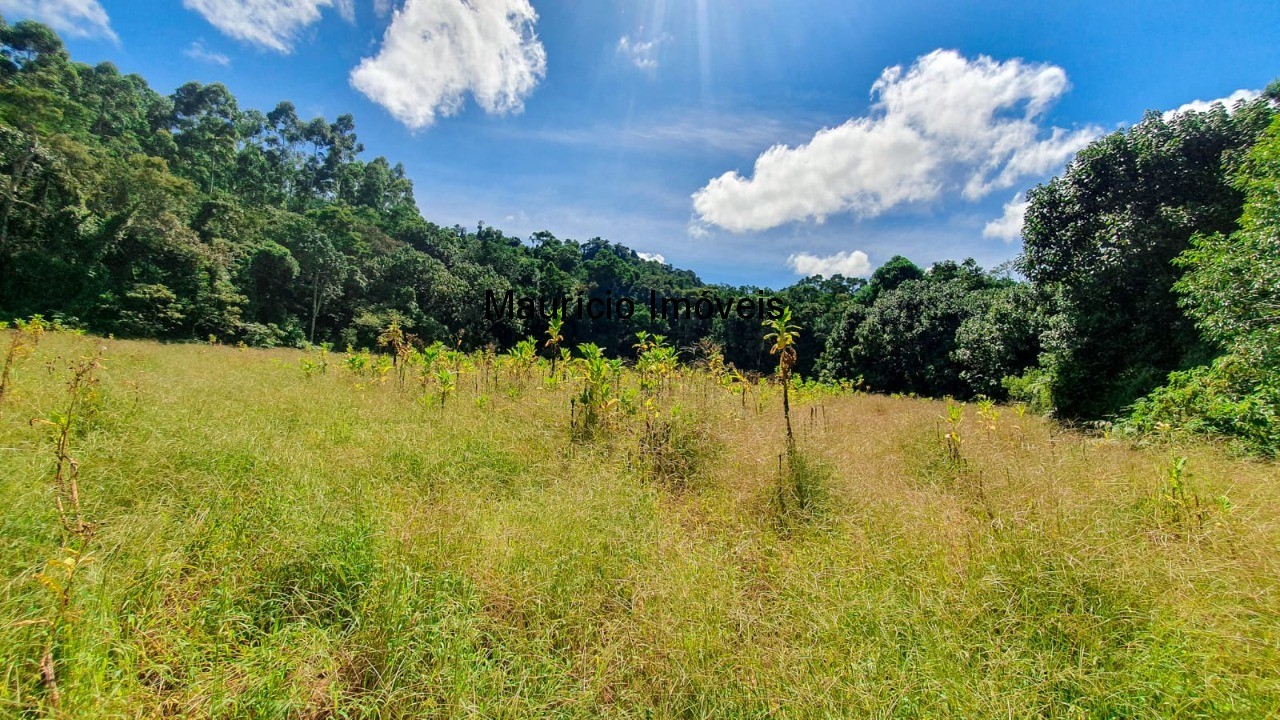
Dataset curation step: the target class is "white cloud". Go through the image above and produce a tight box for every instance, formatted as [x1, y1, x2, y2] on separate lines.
[617, 32, 670, 70]
[637, 252, 666, 264]
[983, 193, 1028, 241]
[184, 40, 231, 66]
[335, 0, 354, 22]
[0, 0, 117, 41]
[1163, 88, 1259, 120]
[182, 0, 349, 53]
[787, 250, 873, 278]
[693, 49, 1100, 232]
[350, 0, 547, 130]
[686, 221, 710, 239]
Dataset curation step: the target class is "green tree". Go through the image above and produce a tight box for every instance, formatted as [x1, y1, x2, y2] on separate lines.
[1019, 97, 1276, 419]
[1127, 111, 1280, 454]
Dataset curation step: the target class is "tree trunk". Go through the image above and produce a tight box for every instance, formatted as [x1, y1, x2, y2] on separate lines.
[0, 134, 38, 259]
[783, 374, 793, 447]
[309, 269, 321, 343]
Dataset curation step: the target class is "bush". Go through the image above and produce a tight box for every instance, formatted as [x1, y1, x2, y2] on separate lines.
[1003, 366, 1054, 415]
[1124, 352, 1280, 456]
[240, 321, 304, 349]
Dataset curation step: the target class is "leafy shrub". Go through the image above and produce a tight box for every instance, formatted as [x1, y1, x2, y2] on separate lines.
[240, 322, 285, 348]
[1125, 354, 1279, 456]
[115, 283, 186, 338]
[1002, 366, 1054, 415]
[1124, 115, 1280, 456]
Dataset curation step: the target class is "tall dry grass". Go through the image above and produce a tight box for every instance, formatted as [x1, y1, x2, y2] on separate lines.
[0, 332, 1277, 717]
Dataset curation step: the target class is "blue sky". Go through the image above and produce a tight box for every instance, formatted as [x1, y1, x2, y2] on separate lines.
[6, 0, 1278, 288]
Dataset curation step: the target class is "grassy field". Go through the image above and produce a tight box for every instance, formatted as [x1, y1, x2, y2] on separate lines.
[2, 331, 1279, 718]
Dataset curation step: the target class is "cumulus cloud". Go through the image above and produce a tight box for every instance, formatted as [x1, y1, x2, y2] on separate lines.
[617, 32, 670, 70]
[0, 0, 116, 41]
[183, 0, 352, 53]
[1163, 88, 1259, 120]
[184, 40, 231, 66]
[350, 0, 547, 130]
[787, 250, 873, 278]
[693, 49, 1100, 232]
[637, 252, 666, 264]
[983, 193, 1029, 241]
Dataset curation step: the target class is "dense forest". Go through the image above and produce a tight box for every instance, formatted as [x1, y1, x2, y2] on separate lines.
[1, 17, 1277, 452]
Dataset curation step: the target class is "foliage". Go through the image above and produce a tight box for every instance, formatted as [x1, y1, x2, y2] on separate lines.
[820, 262, 1037, 401]
[0, 313, 43, 400]
[763, 306, 801, 444]
[573, 342, 617, 435]
[0, 20, 723, 362]
[1124, 115, 1280, 455]
[1018, 97, 1277, 419]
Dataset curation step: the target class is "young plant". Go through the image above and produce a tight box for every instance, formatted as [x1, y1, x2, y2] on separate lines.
[434, 367, 456, 407]
[976, 397, 999, 436]
[299, 344, 329, 378]
[507, 337, 539, 383]
[0, 315, 46, 402]
[723, 367, 750, 408]
[573, 343, 616, 436]
[377, 319, 415, 386]
[634, 332, 678, 397]
[1147, 456, 1227, 540]
[697, 339, 727, 384]
[943, 400, 964, 469]
[545, 310, 565, 377]
[763, 307, 801, 446]
[28, 348, 103, 707]
[344, 346, 372, 376]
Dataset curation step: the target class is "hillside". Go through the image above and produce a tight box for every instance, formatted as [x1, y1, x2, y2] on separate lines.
[2, 331, 1277, 716]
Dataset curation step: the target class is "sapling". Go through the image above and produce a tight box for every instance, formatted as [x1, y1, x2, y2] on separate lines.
[377, 319, 414, 386]
[943, 400, 964, 469]
[976, 397, 999, 436]
[435, 368, 456, 407]
[0, 315, 46, 402]
[299, 345, 329, 378]
[29, 347, 103, 707]
[574, 343, 616, 435]
[508, 338, 538, 384]
[545, 310, 564, 377]
[763, 307, 801, 447]
[635, 332, 677, 397]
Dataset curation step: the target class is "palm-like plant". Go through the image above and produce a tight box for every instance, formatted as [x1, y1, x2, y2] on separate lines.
[574, 343, 616, 433]
[377, 318, 413, 386]
[508, 337, 539, 381]
[763, 307, 801, 445]
[435, 367, 456, 407]
[545, 310, 564, 377]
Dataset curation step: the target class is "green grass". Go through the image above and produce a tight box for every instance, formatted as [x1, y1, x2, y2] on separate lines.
[2, 332, 1279, 717]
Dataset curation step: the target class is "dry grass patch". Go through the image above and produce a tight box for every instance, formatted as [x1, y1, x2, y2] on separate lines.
[1, 333, 1277, 717]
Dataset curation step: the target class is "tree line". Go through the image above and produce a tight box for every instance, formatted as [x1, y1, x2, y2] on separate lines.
[1, 17, 1276, 452]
